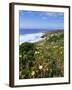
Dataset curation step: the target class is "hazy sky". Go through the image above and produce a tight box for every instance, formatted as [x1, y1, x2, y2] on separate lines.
[19, 10, 64, 44]
[19, 10, 64, 29]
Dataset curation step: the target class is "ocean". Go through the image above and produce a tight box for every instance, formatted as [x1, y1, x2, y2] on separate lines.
[19, 29, 64, 44]
[19, 28, 63, 35]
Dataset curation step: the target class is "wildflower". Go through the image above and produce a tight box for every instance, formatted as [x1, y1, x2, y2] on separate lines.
[60, 51, 62, 54]
[46, 68, 48, 71]
[51, 42, 54, 44]
[47, 38, 49, 40]
[51, 34, 54, 37]
[53, 46, 56, 48]
[55, 33, 57, 36]
[38, 52, 40, 54]
[48, 59, 50, 61]
[35, 51, 40, 54]
[31, 71, 35, 76]
[60, 47, 63, 49]
[46, 47, 49, 49]
[39, 65, 43, 70]
[53, 46, 57, 48]
[35, 51, 37, 54]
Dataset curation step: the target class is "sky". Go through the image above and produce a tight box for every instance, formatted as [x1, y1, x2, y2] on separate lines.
[19, 10, 64, 30]
[19, 10, 64, 44]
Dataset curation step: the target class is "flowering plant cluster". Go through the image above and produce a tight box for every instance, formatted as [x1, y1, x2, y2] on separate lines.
[19, 30, 64, 79]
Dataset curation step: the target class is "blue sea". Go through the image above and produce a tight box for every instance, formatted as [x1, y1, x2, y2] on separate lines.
[19, 28, 63, 35]
[19, 29, 63, 44]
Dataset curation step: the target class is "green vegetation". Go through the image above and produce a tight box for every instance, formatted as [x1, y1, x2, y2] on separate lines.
[19, 30, 64, 79]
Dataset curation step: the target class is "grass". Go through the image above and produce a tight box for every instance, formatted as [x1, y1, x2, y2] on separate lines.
[19, 30, 64, 79]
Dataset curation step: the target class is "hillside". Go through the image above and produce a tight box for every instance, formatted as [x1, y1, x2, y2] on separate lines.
[19, 30, 64, 79]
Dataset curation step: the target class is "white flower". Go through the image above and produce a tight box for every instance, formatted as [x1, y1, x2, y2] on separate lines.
[60, 51, 62, 54]
[55, 33, 57, 36]
[37, 52, 40, 54]
[46, 68, 48, 71]
[39, 65, 43, 70]
[47, 38, 49, 40]
[53, 46, 57, 48]
[35, 51, 37, 54]
[53, 46, 56, 48]
[51, 34, 54, 37]
[35, 51, 40, 54]
[46, 47, 49, 49]
[31, 71, 35, 76]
